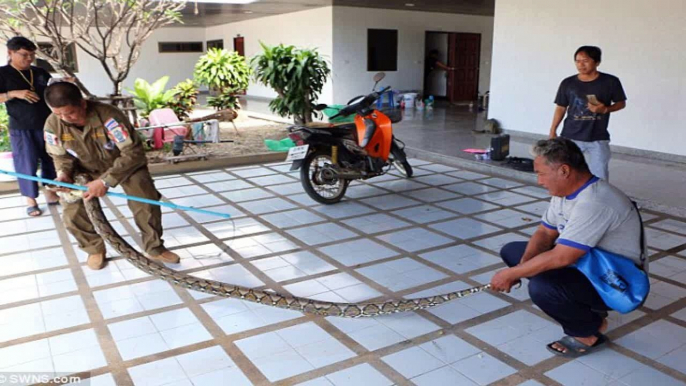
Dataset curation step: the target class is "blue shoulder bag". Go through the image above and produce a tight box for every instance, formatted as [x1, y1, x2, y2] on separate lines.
[572, 202, 650, 314]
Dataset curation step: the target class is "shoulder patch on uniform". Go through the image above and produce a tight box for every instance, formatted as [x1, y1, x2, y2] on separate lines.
[45, 132, 60, 146]
[104, 118, 129, 143]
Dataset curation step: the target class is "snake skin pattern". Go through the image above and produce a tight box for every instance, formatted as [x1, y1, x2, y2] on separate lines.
[80, 190, 492, 318]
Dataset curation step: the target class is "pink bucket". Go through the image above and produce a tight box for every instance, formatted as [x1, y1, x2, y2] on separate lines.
[0, 152, 16, 181]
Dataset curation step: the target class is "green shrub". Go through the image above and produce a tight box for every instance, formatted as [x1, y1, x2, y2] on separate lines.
[251, 43, 330, 123]
[194, 49, 251, 110]
[126, 76, 177, 118]
[0, 104, 10, 152]
[166, 79, 199, 119]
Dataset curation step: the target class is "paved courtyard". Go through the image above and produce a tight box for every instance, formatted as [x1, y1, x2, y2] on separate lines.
[1, 158, 685, 386]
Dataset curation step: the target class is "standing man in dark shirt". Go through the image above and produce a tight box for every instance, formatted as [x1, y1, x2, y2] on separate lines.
[549, 46, 626, 181]
[0, 36, 58, 216]
[424, 49, 455, 96]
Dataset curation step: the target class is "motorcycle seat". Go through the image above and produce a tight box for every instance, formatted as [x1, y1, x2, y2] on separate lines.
[304, 122, 356, 136]
[305, 122, 355, 130]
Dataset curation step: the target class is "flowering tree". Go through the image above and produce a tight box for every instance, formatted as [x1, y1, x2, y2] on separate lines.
[0, 0, 186, 96]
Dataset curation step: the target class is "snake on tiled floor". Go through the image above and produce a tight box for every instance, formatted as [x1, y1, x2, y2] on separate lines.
[67, 181, 493, 318]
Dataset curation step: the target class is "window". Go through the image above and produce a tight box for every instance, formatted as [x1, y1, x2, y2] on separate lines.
[367, 29, 398, 71]
[35, 43, 78, 73]
[206, 39, 224, 50]
[158, 42, 203, 53]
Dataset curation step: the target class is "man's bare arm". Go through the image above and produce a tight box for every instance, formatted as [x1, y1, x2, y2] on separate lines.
[549, 105, 567, 138]
[511, 244, 586, 279]
[519, 224, 559, 264]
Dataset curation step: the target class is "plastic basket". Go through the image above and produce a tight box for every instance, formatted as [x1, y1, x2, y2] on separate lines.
[323, 104, 355, 124]
[265, 138, 296, 152]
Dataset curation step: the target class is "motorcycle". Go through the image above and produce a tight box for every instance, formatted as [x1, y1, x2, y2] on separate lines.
[286, 72, 413, 204]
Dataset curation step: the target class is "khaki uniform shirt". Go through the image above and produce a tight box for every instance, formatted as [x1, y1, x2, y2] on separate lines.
[44, 101, 147, 188]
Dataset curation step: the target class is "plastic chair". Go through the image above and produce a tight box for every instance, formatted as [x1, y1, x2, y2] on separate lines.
[148, 108, 188, 149]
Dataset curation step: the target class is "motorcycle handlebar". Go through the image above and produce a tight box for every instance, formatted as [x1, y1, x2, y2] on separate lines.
[330, 87, 392, 119]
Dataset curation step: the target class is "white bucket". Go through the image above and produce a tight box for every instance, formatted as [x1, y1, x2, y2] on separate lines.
[403, 93, 417, 108]
[0, 152, 16, 181]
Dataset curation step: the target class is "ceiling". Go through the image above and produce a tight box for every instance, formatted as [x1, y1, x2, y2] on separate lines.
[178, 0, 495, 27]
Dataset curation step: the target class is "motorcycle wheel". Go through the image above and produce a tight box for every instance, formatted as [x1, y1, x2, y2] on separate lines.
[300, 149, 350, 205]
[390, 145, 413, 178]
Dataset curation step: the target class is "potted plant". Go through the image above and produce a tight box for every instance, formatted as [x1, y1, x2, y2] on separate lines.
[125, 76, 178, 118]
[166, 79, 199, 120]
[194, 48, 251, 110]
[251, 43, 330, 124]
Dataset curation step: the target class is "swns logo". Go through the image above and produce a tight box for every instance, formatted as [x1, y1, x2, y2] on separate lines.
[601, 270, 628, 293]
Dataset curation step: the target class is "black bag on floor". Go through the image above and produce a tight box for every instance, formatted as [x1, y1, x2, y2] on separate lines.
[506, 157, 534, 172]
[490, 134, 510, 161]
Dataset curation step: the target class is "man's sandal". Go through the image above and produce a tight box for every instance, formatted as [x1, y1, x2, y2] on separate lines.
[26, 206, 42, 217]
[546, 333, 608, 358]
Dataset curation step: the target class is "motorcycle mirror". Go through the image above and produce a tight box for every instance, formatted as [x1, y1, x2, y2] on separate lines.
[313, 104, 328, 111]
[373, 72, 386, 83]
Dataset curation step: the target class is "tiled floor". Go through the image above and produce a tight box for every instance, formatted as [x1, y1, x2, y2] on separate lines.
[1, 159, 685, 386]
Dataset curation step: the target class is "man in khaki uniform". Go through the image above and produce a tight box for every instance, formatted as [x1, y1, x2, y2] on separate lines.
[43, 82, 180, 270]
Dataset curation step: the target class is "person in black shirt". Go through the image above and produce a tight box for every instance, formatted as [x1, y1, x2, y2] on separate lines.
[0, 37, 58, 216]
[424, 49, 454, 96]
[549, 46, 627, 181]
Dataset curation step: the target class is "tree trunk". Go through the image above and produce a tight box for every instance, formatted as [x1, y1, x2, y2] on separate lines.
[61, 69, 93, 98]
[303, 104, 313, 124]
[112, 81, 123, 97]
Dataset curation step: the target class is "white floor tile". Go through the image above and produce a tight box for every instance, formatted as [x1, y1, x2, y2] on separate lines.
[412, 365, 478, 386]
[325, 363, 393, 386]
[452, 352, 517, 385]
[236, 331, 291, 360]
[48, 328, 100, 356]
[191, 367, 253, 386]
[418, 335, 481, 364]
[497, 334, 554, 366]
[347, 324, 406, 351]
[116, 332, 169, 361]
[128, 357, 189, 386]
[616, 320, 686, 359]
[0, 339, 51, 370]
[251, 349, 314, 382]
[295, 338, 356, 368]
[546, 360, 616, 386]
[616, 362, 686, 386]
[382, 346, 445, 378]
[53, 345, 108, 373]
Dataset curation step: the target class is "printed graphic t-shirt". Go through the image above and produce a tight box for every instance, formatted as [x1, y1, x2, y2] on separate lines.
[554, 72, 627, 142]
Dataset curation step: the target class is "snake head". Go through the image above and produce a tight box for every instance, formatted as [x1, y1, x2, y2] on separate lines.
[55, 189, 84, 204]
[45, 174, 93, 204]
[74, 174, 92, 185]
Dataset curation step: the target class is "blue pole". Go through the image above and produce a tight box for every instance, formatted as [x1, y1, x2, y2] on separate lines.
[0, 169, 231, 220]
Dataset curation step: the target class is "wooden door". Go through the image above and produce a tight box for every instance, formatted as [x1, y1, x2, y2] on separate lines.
[233, 36, 245, 56]
[233, 36, 246, 95]
[447, 33, 481, 103]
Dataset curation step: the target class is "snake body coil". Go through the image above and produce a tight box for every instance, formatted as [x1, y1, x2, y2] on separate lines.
[83, 195, 491, 318]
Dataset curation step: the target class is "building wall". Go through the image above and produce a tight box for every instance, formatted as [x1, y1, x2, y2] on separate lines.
[205, 6, 334, 104]
[332, 6, 494, 103]
[489, 0, 686, 156]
